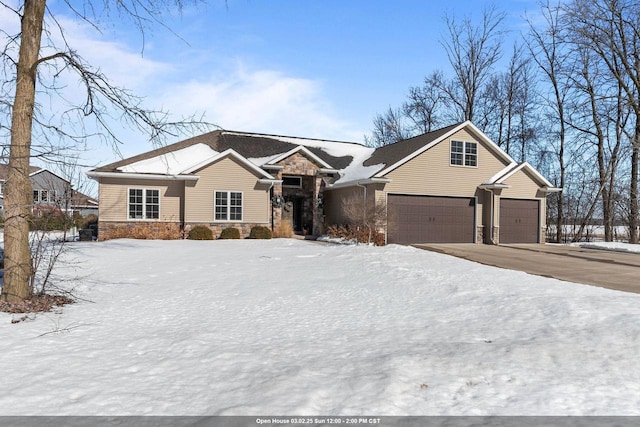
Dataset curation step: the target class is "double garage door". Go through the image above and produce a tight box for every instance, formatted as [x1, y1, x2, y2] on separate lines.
[387, 195, 540, 244]
[387, 195, 476, 244]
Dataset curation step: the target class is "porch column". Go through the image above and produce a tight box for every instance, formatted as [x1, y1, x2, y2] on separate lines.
[312, 176, 324, 235]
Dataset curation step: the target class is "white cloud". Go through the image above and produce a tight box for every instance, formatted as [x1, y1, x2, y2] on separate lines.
[37, 14, 365, 144]
[44, 15, 172, 90]
[2, 4, 366, 169]
[157, 63, 363, 142]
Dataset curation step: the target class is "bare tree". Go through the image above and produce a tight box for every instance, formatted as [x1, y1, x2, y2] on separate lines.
[341, 194, 387, 245]
[439, 5, 506, 122]
[402, 70, 448, 134]
[364, 106, 410, 147]
[1, 0, 211, 303]
[564, 0, 640, 243]
[526, 0, 571, 243]
[481, 43, 530, 157]
[567, 44, 627, 242]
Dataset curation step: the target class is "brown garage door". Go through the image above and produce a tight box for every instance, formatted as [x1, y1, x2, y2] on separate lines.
[500, 198, 540, 243]
[387, 195, 476, 244]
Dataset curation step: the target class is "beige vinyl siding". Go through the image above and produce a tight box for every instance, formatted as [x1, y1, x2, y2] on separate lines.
[324, 186, 361, 225]
[185, 156, 269, 223]
[383, 130, 510, 196]
[324, 183, 383, 226]
[382, 129, 510, 226]
[98, 177, 182, 222]
[501, 168, 544, 198]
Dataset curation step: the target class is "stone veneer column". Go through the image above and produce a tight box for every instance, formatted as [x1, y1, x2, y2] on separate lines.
[312, 176, 324, 235]
[492, 226, 500, 245]
[271, 169, 283, 231]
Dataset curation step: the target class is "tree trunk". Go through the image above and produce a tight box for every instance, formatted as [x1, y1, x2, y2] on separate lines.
[1, 0, 47, 303]
[630, 123, 640, 244]
[557, 142, 565, 243]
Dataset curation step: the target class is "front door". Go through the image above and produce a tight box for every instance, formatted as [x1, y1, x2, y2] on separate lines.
[292, 197, 304, 232]
[283, 196, 305, 233]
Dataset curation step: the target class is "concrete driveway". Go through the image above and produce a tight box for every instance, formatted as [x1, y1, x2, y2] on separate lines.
[413, 243, 640, 294]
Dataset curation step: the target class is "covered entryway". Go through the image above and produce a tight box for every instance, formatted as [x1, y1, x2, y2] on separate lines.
[387, 194, 476, 244]
[499, 198, 540, 243]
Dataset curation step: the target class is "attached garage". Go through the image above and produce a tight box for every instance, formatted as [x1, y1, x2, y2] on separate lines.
[387, 194, 476, 244]
[499, 198, 540, 243]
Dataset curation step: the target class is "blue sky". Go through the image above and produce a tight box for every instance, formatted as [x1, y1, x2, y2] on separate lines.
[4, 0, 543, 172]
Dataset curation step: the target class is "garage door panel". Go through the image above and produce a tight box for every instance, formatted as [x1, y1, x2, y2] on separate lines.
[500, 198, 539, 243]
[388, 195, 475, 244]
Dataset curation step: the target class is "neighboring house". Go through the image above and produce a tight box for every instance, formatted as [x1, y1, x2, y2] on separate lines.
[87, 121, 560, 244]
[0, 164, 99, 217]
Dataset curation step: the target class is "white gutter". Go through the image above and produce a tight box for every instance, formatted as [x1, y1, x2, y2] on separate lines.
[86, 171, 200, 181]
[262, 165, 284, 171]
[258, 179, 283, 185]
[540, 187, 563, 193]
[325, 177, 392, 191]
[355, 181, 367, 221]
[478, 183, 511, 190]
[318, 168, 339, 175]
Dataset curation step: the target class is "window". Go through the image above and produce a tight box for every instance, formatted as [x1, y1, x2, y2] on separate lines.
[128, 188, 159, 219]
[282, 176, 302, 188]
[215, 191, 242, 221]
[451, 141, 477, 167]
[32, 189, 51, 203]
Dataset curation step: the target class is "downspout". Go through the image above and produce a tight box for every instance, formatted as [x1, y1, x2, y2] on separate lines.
[355, 181, 367, 222]
[267, 182, 275, 231]
[356, 181, 369, 243]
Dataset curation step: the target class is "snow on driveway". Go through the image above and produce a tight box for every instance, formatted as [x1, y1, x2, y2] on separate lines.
[1, 239, 639, 415]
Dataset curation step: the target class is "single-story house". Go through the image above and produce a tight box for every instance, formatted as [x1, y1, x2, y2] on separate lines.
[87, 121, 560, 244]
[0, 164, 99, 217]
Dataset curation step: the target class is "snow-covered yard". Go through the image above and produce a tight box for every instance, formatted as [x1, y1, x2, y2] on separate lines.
[1, 238, 639, 415]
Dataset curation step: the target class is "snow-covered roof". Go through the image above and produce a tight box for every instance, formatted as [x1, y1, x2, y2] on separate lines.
[225, 132, 381, 184]
[118, 143, 219, 175]
[90, 123, 553, 190]
[484, 162, 555, 188]
[106, 131, 383, 184]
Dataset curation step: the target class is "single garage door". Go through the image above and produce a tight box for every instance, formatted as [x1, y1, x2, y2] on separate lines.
[500, 198, 540, 243]
[387, 195, 476, 244]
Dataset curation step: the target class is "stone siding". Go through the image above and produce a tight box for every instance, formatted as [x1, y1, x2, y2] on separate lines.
[98, 221, 182, 241]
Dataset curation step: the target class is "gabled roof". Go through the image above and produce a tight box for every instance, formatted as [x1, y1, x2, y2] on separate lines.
[364, 123, 461, 170]
[71, 190, 99, 208]
[488, 162, 554, 188]
[87, 122, 553, 191]
[89, 130, 372, 184]
[371, 121, 516, 178]
[0, 164, 43, 180]
[181, 148, 276, 179]
[263, 146, 333, 169]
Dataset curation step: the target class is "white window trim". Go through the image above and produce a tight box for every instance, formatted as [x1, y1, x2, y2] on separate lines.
[282, 175, 302, 188]
[127, 187, 161, 221]
[33, 189, 60, 204]
[450, 140, 478, 168]
[214, 190, 244, 222]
